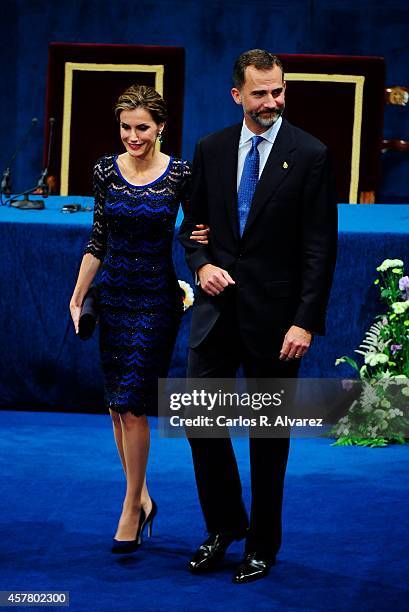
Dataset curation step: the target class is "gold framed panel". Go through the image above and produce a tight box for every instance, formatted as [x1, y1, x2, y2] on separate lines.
[60, 62, 165, 195]
[285, 73, 365, 204]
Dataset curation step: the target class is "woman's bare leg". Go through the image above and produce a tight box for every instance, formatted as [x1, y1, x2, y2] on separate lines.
[141, 476, 152, 516]
[114, 412, 151, 541]
[110, 409, 126, 475]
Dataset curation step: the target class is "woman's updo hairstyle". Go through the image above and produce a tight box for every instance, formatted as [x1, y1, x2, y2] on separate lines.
[114, 84, 167, 125]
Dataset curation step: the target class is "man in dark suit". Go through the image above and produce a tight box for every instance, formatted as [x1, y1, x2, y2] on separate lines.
[179, 49, 337, 584]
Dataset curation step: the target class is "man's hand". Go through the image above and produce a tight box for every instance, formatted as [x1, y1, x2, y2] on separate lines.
[279, 325, 312, 360]
[197, 264, 235, 296]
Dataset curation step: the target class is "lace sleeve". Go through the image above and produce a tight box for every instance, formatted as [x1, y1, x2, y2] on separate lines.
[179, 160, 192, 214]
[84, 158, 108, 261]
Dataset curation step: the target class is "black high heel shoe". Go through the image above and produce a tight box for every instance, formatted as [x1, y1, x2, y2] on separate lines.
[140, 499, 158, 539]
[111, 507, 146, 554]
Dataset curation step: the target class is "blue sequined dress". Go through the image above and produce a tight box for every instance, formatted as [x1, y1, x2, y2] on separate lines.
[84, 154, 191, 416]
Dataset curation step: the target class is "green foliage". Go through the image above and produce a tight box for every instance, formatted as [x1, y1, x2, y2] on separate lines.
[335, 356, 359, 371]
[331, 436, 389, 448]
[332, 259, 409, 447]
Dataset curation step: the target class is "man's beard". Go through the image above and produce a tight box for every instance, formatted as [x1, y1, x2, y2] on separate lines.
[247, 105, 285, 128]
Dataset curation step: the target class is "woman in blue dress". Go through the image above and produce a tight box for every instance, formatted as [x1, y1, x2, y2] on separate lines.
[70, 85, 208, 553]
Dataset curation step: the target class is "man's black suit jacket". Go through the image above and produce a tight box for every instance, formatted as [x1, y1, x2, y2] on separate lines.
[179, 119, 338, 358]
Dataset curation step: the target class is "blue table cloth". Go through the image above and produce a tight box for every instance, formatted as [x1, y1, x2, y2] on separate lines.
[1, 198, 408, 411]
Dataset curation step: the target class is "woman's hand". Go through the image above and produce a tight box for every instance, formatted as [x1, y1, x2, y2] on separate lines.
[70, 297, 82, 335]
[190, 224, 210, 245]
[69, 253, 101, 336]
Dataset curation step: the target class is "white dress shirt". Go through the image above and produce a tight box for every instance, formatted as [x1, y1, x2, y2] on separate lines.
[237, 116, 282, 190]
[195, 117, 283, 284]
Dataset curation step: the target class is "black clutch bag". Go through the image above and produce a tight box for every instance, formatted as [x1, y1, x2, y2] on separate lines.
[79, 285, 99, 340]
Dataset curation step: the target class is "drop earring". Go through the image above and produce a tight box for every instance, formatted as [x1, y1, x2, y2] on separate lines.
[158, 131, 163, 144]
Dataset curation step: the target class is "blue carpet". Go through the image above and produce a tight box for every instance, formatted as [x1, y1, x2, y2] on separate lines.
[0, 410, 408, 611]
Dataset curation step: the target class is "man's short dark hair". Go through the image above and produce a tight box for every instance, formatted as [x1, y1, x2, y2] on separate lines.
[232, 49, 284, 89]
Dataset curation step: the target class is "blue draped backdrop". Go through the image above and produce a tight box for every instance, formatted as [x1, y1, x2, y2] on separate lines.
[0, 0, 408, 202]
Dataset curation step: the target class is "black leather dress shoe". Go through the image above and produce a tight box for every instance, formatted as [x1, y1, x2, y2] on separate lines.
[232, 552, 275, 584]
[189, 533, 236, 573]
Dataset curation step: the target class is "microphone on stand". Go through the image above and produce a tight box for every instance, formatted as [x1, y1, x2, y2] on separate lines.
[11, 117, 56, 210]
[0, 117, 38, 202]
[1, 169, 11, 198]
[36, 117, 56, 197]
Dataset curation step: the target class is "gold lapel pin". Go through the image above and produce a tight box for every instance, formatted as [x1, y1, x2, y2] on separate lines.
[282, 161, 289, 169]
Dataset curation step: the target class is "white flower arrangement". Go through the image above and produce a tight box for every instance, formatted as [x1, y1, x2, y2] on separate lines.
[376, 258, 404, 272]
[178, 280, 194, 312]
[332, 258, 409, 447]
[392, 301, 409, 315]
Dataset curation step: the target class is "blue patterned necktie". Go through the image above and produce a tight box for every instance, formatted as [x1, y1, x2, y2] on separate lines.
[237, 135, 264, 236]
